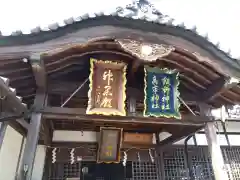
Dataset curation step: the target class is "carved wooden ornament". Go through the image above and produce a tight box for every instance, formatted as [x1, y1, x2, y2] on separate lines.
[86, 58, 127, 116]
[116, 39, 175, 61]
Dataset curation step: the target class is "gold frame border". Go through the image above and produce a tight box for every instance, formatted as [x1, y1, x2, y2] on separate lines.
[86, 58, 127, 116]
[97, 127, 123, 164]
[143, 66, 181, 119]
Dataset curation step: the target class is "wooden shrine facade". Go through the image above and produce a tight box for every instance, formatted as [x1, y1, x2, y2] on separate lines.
[0, 2, 240, 179]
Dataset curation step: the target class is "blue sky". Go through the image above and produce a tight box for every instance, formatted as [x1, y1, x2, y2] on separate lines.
[0, 0, 239, 58]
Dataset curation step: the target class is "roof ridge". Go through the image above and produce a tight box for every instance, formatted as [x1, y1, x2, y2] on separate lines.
[0, 1, 239, 62]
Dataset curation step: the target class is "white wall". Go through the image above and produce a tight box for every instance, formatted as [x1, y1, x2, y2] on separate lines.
[0, 128, 47, 180]
[52, 121, 240, 146]
[0, 126, 23, 180]
[53, 130, 97, 142]
[53, 130, 157, 144]
[32, 145, 47, 180]
[16, 140, 47, 180]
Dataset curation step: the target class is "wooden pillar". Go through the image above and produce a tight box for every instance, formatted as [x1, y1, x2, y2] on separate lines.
[17, 92, 47, 180]
[205, 122, 228, 180]
[200, 103, 228, 180]
[0, 122, 7, 151]
[154, 133, 164, 179]
[128, 97, 136, 116]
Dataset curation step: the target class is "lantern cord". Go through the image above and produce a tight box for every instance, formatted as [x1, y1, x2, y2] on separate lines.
[61, 78, 89, 107]
[178, 96, 196, 116]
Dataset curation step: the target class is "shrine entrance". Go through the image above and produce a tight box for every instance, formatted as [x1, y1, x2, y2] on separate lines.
[50, 160, 159, 180]
[2, 2, 240, 180]
[80, 162, 129, 180]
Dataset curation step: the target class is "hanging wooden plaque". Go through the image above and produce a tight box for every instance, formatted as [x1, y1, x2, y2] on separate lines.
[86, 58, 127, 116]
[97, 127, 123, 163]
[123, 133, 153, 145]
[144, 66, 181, 118]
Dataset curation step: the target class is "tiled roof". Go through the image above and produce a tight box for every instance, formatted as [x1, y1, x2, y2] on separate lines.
[0, 0, 240, 63]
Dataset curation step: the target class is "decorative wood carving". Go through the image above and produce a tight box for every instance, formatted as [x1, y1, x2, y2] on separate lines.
[97, 127, 123, 163]
[116, 39, 174, 61]
[227, 105, 240, 119]
[86, 58, 127, 116]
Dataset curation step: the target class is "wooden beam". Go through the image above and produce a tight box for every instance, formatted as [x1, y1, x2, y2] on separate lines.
[0, 111, 29, 131]
[17, 92, 47, 180]
[47, 77, 238, 105]
[130, 59, 141, 82]
[192, 76, 238, 102]
[128, 96, 136, 116]
[48, 81, 198, 102]
[0, 122, 7, 151]
[8, 120, 27, 136]
[157, 126, 201, 148]
[35, 106, 210, 125]
[199, 103, 229, 180]
[200, 76, 227, 101]
[41, 118, 52, 146]
[0, 77, 27, 114]
[0, 112, 23, 122]
[205, 122, 229, 180]
[30, 53, 47, 91]
[16, 118, 29, 130]
[30, 53, 51, 146]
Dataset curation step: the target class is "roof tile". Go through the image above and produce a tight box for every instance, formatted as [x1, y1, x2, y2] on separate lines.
[0, 1, 239, 61]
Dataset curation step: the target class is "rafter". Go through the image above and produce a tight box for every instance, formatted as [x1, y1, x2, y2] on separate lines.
[200, 76, 227, 101]
[0, 76, 27, 114]
[196, 76, 238, 102]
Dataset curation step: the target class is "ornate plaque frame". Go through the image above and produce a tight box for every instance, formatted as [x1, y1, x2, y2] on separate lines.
[144, 66, 181, 119]
[86, 58, 127, 116]
[97, 127, 123, 163]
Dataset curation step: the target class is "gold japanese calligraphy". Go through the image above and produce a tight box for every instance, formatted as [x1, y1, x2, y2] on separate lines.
[161, 77, 171, 110]
[97, 127, 123, 163]
[86, 58, 127, 116]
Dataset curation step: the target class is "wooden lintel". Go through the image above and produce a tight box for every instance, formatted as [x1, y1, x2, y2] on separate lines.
[36, 106, 210, 125]
[30, 53, 47, 91]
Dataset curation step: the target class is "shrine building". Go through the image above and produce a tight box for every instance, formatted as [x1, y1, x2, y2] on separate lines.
[0, 1, 240, 180]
